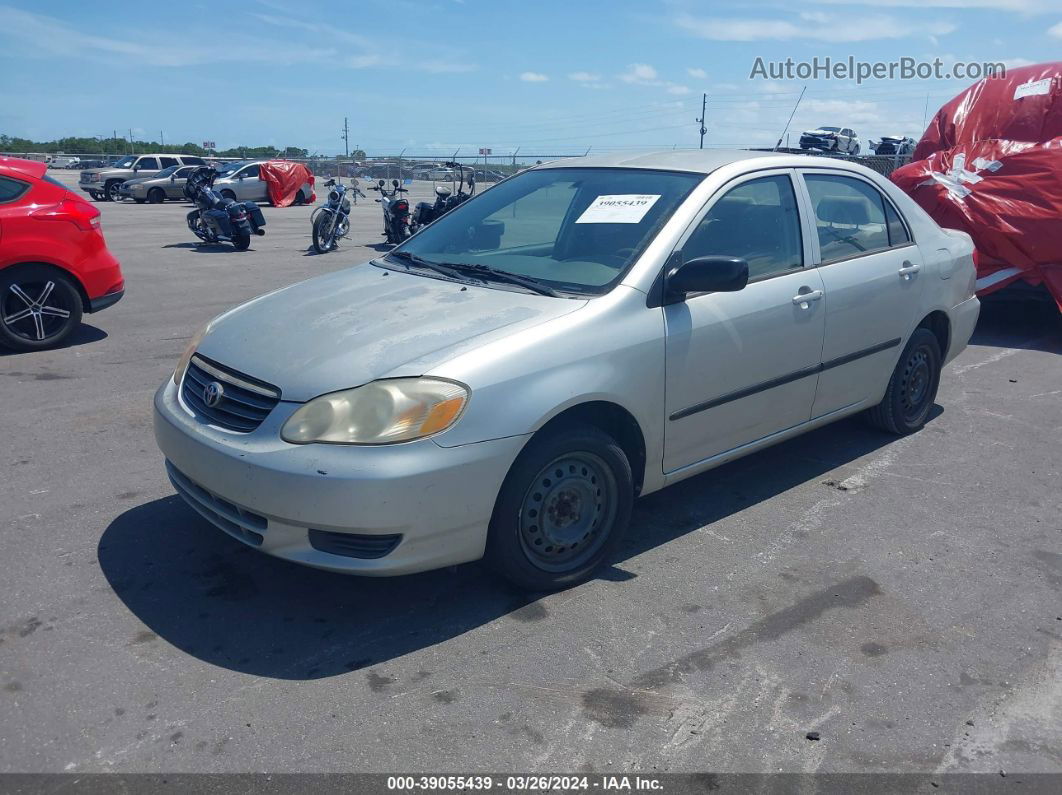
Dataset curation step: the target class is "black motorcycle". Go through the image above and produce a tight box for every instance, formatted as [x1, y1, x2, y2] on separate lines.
[411, 161, 475, 234]
[183, 167, 266, 251]
[311, 178, 352, 254]
[369, 179, 411, 244]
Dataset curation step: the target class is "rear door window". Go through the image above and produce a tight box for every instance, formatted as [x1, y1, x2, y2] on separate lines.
[803, 173, 890, 262]
[159, 157, 179, 169]
[136, 157, 159, 170]
[182, 156, 206, 166]
[0, 175, 30, 203]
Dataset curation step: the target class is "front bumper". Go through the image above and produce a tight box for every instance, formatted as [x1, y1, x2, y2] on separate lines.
[800, 136, 836, 150]
[153, 379, 529, 576]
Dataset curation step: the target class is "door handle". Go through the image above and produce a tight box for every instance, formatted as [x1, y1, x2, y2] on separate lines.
[899, 261, 921, 279]
[792, 289, 823, 308]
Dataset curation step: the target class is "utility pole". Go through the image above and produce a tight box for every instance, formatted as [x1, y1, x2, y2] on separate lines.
[696, 93, 707, 149]
[341, 117, 350, 158]
[128, 128, 133, 154]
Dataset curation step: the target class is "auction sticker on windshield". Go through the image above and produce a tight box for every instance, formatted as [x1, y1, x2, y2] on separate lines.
[575, 194, 661, 224]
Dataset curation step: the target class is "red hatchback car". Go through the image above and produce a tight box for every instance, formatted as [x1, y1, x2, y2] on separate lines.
[0, 156, 124, 351]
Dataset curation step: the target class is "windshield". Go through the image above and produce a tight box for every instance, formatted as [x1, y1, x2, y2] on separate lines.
[215, 161, 251, 178]
[817, 126, 841, 132]
[388, 167, 702, 296]
[154, 165, 179, 178]
[112, 156, 136, 168]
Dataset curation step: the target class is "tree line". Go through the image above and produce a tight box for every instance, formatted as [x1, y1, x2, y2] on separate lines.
[0, 135, 366, 161]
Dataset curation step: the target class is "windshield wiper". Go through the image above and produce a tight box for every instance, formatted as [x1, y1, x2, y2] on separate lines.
[385, 250, 464, 279]
[436, 262, 559, 297]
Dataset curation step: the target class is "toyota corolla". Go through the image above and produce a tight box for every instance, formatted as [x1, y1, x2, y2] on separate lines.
[154, 150, 979, 591]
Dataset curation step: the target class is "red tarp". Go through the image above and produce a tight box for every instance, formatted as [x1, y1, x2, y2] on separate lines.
[890, 62, 1062, 310]
[258, 160, 316, 208]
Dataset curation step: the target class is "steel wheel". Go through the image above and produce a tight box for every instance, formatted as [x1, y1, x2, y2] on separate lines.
[0, 269, 83, 351]
[518, 451, 618, 573]
[899, 346, 932, 424]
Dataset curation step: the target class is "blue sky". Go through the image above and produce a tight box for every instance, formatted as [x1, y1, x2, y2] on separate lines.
[1, 0, 1059, 157]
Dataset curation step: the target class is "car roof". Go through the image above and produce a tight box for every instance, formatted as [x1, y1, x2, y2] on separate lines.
[0, 156, 48, 180]
[530, 149, 893, 181]
[531, 149, 806, 175]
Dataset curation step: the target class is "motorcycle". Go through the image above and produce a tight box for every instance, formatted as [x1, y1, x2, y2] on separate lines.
[311, 178, 352, 254]
[183, 167, 266, 251]
[370, 179, 411, 244]
[411, 161, 476, 234]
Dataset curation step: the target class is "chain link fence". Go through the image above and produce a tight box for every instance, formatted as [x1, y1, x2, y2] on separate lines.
[2, 149, 913, 179]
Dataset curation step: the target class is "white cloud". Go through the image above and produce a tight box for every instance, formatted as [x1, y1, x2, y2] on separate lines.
[998, 57, 1034, 67]
[668, 84, 691, 95]
[687, 67, 708, 79]
[814, 0, 1055, 11]
[620, 63, 659, 83]
[675, 12, 956, 41]
[1049, 21, 1062, 37]
[519, 71, 549, 82]
[569, 71, 602, 82]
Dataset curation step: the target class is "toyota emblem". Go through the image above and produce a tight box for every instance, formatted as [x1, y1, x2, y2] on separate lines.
[203, 381, 225, 408]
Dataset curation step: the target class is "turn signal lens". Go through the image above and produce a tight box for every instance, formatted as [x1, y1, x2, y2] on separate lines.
[281, 378, 469, 445]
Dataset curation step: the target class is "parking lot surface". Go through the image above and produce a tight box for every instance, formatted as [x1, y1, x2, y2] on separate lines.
[1, 171, 1060, 774]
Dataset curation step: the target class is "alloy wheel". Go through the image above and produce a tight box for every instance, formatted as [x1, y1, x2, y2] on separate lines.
[2, 279, 74, 343]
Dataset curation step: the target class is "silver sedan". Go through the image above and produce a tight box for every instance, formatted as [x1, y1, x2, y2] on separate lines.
[154, 150, 980, 591]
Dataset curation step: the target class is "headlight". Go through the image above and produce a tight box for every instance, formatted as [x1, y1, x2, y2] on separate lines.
[172, 323, 210, 385]
[281, 378, 468, 445]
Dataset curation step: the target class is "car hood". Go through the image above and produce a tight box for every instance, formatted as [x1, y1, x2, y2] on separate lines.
[804, 129, 837, 136]
[196, 263, 587, 402]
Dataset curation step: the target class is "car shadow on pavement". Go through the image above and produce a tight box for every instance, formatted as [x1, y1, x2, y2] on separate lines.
[98, 415, 906, 681]
[971, 295, 1061, 354]
[0, 323, 107, 356]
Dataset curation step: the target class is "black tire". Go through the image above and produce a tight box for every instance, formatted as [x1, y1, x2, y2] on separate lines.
[312, 211, 337, 254]
[866, 328, 942, 435]
[220, 190, 237, 201]
[232, 232, 251, 251]
[104, 181, 123, 202]
[0, 265, 84, 352]
[134, 198, 146, 204]
[486, 425, 633, 591]
[89, 191, 103, 201]
[294, 189, 307, 205]
[852, 144, 861, 156]
[147, 187, 165, 204]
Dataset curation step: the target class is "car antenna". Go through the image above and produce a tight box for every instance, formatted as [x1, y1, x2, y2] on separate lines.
[775, 85, 806, 152]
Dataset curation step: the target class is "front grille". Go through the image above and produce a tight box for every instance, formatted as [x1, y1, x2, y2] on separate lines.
[166, 461, 266, 547]
[308, 529, 402, 559]
[181, 354, 280, 433]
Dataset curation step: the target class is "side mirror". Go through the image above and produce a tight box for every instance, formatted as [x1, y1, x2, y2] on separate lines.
[391, 179, 399, 188]
[666, 256, 748, 299]
[170, 175, 176, 182]
[378, 179, 385, 186]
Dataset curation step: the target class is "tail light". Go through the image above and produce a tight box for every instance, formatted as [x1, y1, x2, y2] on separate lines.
[393, 200, 409, 214]
[31, 198, 102, 232]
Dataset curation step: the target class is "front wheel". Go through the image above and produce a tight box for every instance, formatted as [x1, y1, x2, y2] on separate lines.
[0, 265, 84, 352]
[105, 181, 123, 202]
[866, 328, 942, 435]
[486, 425, 633, 591]
[312, 211, 337, 253]
[220, 190, 236, 201]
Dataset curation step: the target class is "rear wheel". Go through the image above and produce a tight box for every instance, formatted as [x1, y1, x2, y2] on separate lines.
[866, 328, 942, 435]
[486, 425, 633, 591]
[104, 181, 123, 202]
[232, 232, 251, 251]
[88, 191, 103, 201]
[147, 187, 165, 204]
[0, 266, 84, 352]
[312, 211, 337, 253]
